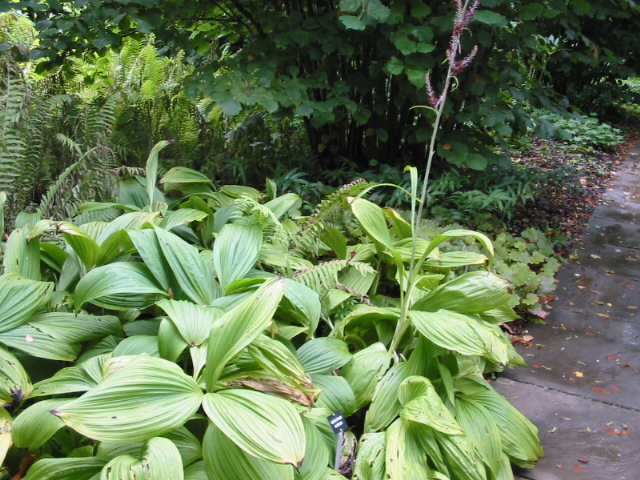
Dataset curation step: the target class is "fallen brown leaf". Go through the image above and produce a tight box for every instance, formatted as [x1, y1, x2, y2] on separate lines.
[578, 458, 589, 464]
[609, 385, 621, 392]
[573, 465, 583, 472]
[604, 355, 618, 360]
[592, 387, 611, 394]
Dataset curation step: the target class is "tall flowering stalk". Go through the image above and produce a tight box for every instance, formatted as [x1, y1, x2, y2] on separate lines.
[391, 0, 480, 353]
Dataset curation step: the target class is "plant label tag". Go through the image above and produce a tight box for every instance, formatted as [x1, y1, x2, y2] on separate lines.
[327, 411, 348, 433]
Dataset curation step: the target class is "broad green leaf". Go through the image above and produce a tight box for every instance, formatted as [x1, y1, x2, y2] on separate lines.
[58, 222, 102, 270]
[96, 212, 159, 249]
[128, 228, 173, 291]
[0, 345, 31, 405]
[155, 226, 218, 304]
[30, 354, 109, 397]
[161, 166, 212, 186]
[423, 251, 488, 269]
[160, 208, 208, 231]
[474, 10, 508, 26]
[203, 424, 295, 480]
[398, 376, 463, 435]
[0, 407, 10, 466]
[213, 222, 262, 291]
[385, 419, 430, 480]
[28, 313, 122, 343]
[203, 389, 305, 467]
[264, 193, 302, 219]
[364, 363, 412, 433]
[419, 229, 494, 267]
[23, 457, 108, 480]
[74, 262, 166, 311]
[53, 355, 203, 442]
[164, 426, 203, 467]
[158, 318, 188, 362]
[298, 416, 332, 480]
[146, 140, 173, 208]
[283, 278, 321, 335]
[296, 337, 352, 375]
[3, 226, 41, 280]
[0, 273, 53, 333]
[184, 460, 208, 480]
[101, 437, 184, 480]
[205, 278, 284, 388]
[409, 310, 509, 365]
[457, 378, 543, 468]
[112, 335, 159, 357]
[436, 431, 487, 480]
[0, 324, 80, 361]
[412, 271, 510, 313]
[157, 299, 223, 347]
[352, 433, 386, 480]
[12, 398, 67, 448]
[312, 374, 356, 417]
[456, 397, 503, 477]
[350, 197, 394, 249]
[340, 343, 391, 410]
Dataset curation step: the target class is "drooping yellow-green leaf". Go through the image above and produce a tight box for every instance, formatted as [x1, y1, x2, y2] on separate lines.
[205, 278, 284, 388]
[74, 262, 166, 311]
[0, 324, 80, 361]
[283, 278, 321, 335]
[352, 432, 386, 480]
[340, 342, 391, 410]
[23, 457, 108, 480]
[3, 226, 41, 280]
[418, 229, 494, 266]
[298, 416, 332, 480]
[160, 208, 209, 232]
[202, 423, 295, 480]
[435, 430, 488, 480]
[412, 271, 510, 313]
[0, 407, 12, 467]
[385, 418, 430, 480]
[202, 389, 305, 467]
[12, 398, 67, 448]
[127, 228, 173, 291]
[0, 345, 31, 405]
[409, 310, 509, 365]
[58, 222, 103, 270]
[157, 299, 223, 347]
[0, 273, 53, 333]
[28, 312, 122, 343]
[100, 437, 184, 480]
[145, 140, 173, 208]
[296, 337, 352, 375]
[154, 226, 219, 304]
[213, 222, 263, 291]
[398, 376, 464, 435]
[455, 397, 503, 477]
[312, 374, 357, 417]
[53, 355, 203, 443]
[30, 354, 109, 398]
[364, 363, 412, 433]
[350, 197, 394, 249]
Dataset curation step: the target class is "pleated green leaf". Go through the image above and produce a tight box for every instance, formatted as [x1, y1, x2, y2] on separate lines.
[296, 337, 352, 375]
[30, 354, 109, 398]
[399, 376, 464, 435]
[161, 166, 212, 185]
[0, 324, 80, 361]
[28, 313, 122, 343]
[409, 310, 509, 365]
[154, 226, 219, 304]
[74, 262, 166, 311]
[203, 423, 295, 480]
[340, 343, 391, 410]
[0, 345, 31, 405]
[22, 457, 108, 480]
[412, 271, 510, 313]
[164, 426, 203, 467]
[158, 318, 188, 362]
[455, 397, 503, 477]
[385, 419, 430, 480]
[128, 228, 173, 291]
[312, 374, 357, 417]
[58, 222, 102, 270]
[145, 140, 172, 208]
[364, 362, 411, 433]
[435, 431, 488, 480]
[3, 226, 41, 280]
[12, 398, 67, 448]
[298, 416, 332, 480]
[205, 278, 284, 388]
[157, 299, 223, 347]
[213, 222, 263, 291]
[283, 278, 321, 334]
[352, 432, 386, 480]
[0, 273, 53, 333]
[112, 335, 159, 357]
[100, 437, 184, 480]
[418, 229, 494, 266]
[264, 193, 302, 219]
[350, 197, 394, 249]
[160, 208, 208, 232]
[53, 355, 203, 442]
[184, 460, 208, 479]
[203, 389, 306, 467]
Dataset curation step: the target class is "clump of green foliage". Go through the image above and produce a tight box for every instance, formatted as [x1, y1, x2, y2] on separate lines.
[534, 111, 622, 151]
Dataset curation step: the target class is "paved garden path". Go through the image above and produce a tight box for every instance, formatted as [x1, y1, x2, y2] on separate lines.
[495, 143, 640, 479]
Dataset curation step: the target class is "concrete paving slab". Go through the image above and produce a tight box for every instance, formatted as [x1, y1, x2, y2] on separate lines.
[552, 264, 640, 321]
[580, 216, 640, 249]
[591, 202, 640, 223]
[504, 307, 640, 410]
[495, 380, 640, 480]
[569, 243, 640, 279]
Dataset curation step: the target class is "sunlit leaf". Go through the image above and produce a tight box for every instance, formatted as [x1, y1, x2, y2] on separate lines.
[296, 337, 352, 375]
[23, 457, 108, 480]
[30, 354, 109, 398]
[352, 432, 386, 480]
[12, 398, 67, 448]
[54, 355, 203, 442]
[213, 222, 263, 291]
[101, 437, 184, 479]
[157, 299, 223, 346]
[312, 374, 356, 417]
[0, 345, 31, 405]
[385, 418, 430, 480]
[0, 273, 53, 333]
[28, 312, 122, 343]
[340, 343, 391, 410]
[203, 389, 305, 467]
[0, 324, 80, 361]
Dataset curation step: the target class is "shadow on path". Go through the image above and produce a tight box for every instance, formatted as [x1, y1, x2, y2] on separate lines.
[496, 143, 640, 479]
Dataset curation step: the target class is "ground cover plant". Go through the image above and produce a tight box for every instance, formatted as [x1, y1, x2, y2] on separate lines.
[0, 2, 546, 478]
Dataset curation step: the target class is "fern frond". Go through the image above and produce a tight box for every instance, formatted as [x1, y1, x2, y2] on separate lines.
[294, 259, 376, 293]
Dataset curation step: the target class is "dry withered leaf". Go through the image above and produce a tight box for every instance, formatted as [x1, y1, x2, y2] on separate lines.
[627, 305, 638, 310]
[592, 387, 611, 395]
[604, 355, 619, 360]
[596, 313, 610, 318]
[609, 385, 621, 392]
[590, 289, 603, 294]
[573, 465, 584, 472]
